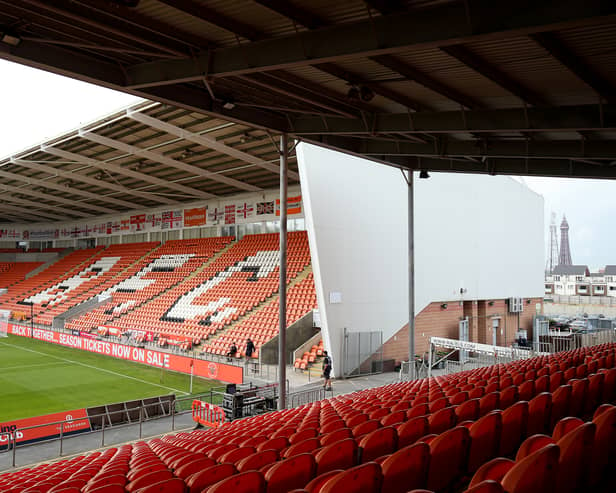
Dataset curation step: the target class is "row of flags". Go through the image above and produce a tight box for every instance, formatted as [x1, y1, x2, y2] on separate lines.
[4, 196, 302, 240]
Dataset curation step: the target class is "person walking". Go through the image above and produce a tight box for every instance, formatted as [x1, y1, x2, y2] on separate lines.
[322, 350, 332, 391]
[245, 338, 255, 358]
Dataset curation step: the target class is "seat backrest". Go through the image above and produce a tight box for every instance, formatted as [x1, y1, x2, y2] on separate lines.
[256, 436, 289, 453]
[265, 453, 316, 493]
[320, 428, 352, 447]
[283, 438, 320, 458]
[358, 426, 397, 463]
[555, 422, 595, 492]
[304, 469, 344, 493]
[319, 462, 383, 493]
[469, 458, 515, 488]
[515, 434, 555, 461]
[126, 469, 172, 492]
[551, 417, 584, 442]
[467, 410, 502, 473]
[501, 443, 560, 493]
[428, 406, 456, 435]
[186, 463, 237, 492]
[206, 471, 266, 493]
[455, 398, 480, 423]
[314, 438, 358, 476]
[396, 416, 428, 448]
[131, 477, 185, 493]
[499, 401, 528, 457]
[351, 420, 380, 438]
[464, 480, 505, 493]
[236, 450, 279, 473]
[380, 442, 429, 493]
[479, 392, 500, 417]
[527, 392, 552, 436]
[426, 426, 470, 491]
[590, 405, 616, 483]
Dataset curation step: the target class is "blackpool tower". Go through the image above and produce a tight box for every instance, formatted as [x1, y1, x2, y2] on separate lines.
[558, 215, 572, 266]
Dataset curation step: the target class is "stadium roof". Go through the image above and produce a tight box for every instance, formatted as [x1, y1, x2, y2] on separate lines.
[1, 1, 616, 223]
[0, 101, 298, 223]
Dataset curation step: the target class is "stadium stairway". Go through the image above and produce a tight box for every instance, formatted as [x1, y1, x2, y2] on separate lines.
[2, 343, 615, 492]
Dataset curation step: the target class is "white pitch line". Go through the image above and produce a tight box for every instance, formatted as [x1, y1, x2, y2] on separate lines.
[0, 341, 189, 396]
[0, 361, 69, 371]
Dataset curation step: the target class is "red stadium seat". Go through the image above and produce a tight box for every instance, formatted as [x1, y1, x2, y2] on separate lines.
[264, 453, 316, 493]
[426, 426, 470, 491]
[501, 443, 560, 493]
[467, 410, 502, 473]
[380, 442, 429, 493]
[314, 438, 357, 475]
[358, 426, 396, 462]
[206, 471, 266, 493]
[319, 462, 382, 493]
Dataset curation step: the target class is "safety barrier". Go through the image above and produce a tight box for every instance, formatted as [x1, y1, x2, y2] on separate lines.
[191, 400, 225, 428]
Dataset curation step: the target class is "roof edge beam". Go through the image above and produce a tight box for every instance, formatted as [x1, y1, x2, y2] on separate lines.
[125, 1, 616, 85]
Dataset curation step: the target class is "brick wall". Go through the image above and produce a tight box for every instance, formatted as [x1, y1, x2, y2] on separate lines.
[382, 297, 544, 364]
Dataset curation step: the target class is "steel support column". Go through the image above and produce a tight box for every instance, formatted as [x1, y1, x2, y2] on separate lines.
[407, 170, 416, 379]
[278, 133, 288, 410]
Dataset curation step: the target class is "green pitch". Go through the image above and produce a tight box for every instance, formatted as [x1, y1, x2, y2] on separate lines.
[0, 335, 222, 421]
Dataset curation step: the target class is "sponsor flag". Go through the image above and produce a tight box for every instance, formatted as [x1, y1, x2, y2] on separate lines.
[120, 219, 130, 231]
[276, 195, 302, 216]
[256, 201, 275, 215]
[22, 230, 29, 240]
[236, 202, 254, 220]
[224, 204, 236, 224]
[70, 226, 81, 238]
[184, 207, 207, 227]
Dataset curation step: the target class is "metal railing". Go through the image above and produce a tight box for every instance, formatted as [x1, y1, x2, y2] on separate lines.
[0, 393, 203, 470]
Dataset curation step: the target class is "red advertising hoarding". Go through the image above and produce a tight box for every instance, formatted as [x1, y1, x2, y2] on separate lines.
[8, 324, 243, 384]
[0, 408, 90, 448]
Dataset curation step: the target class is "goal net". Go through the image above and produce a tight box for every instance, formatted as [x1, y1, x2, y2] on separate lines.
[0, 310, 10, 338]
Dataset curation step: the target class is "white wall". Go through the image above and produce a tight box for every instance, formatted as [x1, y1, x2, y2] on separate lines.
[297, 143, 544, 375]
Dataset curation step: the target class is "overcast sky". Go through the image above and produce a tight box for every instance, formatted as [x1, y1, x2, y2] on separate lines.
[1, 59, 614, 270]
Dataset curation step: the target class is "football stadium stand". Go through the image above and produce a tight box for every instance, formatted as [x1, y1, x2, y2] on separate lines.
[1, 343, 615, 492]
[0, 262, 44, 288]
[2, 232, 317, 357]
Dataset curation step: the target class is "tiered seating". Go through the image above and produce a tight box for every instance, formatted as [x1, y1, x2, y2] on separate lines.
[66, 237, 233, 333]
[0, 262, 43, 288]
[0, 247, 104, 315]
[109, 232, 311, 345]
[295, 339, 325, 371]
[30, 242, 160, 325]
[204, 272, 318, 357]
[3, 343, 615, 493]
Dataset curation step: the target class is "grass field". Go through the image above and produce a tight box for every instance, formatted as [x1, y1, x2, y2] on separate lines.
[0, 334, 222, 421]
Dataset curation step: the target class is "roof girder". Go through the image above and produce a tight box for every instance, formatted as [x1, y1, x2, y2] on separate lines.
[42, 146, 216, 200]
[78, 131, 262, 193]
[10, 158, 177, 206]
[0, 191, 93, 219]
[0, 169, 131, 212]
[126, 110, 300, 180]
